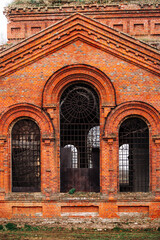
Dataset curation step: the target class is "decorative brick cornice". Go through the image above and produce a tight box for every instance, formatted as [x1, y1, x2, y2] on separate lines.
[0, 13, 160, 78]
[4, 3, 160, 15]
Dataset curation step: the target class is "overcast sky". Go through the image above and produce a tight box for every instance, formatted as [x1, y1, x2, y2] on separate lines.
[0, 0, 13, 44]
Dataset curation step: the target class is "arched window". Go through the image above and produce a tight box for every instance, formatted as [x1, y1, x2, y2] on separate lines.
[119, 117, 149, 192]
[60, 83, 100, 192]
[64, 144, 78, 168]
[12, 119, 41, 192]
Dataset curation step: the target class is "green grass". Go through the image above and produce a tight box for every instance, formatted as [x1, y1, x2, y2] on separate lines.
[0, 227, 160, 240]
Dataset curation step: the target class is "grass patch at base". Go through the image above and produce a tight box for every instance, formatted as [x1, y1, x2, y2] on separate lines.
[0, 227, 160, 240]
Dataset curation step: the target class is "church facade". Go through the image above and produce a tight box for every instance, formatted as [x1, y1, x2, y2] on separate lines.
[0, 3, 160, 219]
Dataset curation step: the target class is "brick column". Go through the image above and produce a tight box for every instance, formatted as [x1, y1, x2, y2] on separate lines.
[47, 106, 60, 192]
[102, 134, 117, 200]
[41, 136, 55, 198]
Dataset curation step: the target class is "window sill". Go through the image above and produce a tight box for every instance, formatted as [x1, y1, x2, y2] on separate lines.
[5, 192, 45, 201]
[4, 192, 156, 202]
[117, 192, 155, 201]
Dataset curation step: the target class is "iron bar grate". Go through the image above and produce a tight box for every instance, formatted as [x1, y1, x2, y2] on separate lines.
[12, 119, 41, 192]
[60, 83, 100, 192]
[119, 117, 149, 192]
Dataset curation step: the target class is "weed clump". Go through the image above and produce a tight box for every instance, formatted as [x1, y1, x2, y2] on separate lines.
[69, 188, 76, 194]
[0, 225, 3, 230]
[24, 224, 33, 231]
[5, 223, 17, 231]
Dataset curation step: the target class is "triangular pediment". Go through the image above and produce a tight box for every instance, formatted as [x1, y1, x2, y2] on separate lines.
[0, 13, 160, 78]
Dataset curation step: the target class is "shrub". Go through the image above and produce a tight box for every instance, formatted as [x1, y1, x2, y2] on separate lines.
[69, 188, 76, 194]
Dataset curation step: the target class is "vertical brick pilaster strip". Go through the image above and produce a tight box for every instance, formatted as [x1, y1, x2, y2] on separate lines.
[0, 137, 6, 192]
[42, 139, 52, 198]
[107, 138, 117, 201]
[108, 139, 114, 193]
[101, 138, 107, 194]
[152, 135, 160, 199]
[46, 107, 59, 193]
[155, 139, 160, 198]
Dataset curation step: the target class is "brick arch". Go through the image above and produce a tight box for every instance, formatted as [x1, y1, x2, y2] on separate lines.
[0, 103, 54, 137]
[42, 64, 116, 107]
[104, 101, 160, 137]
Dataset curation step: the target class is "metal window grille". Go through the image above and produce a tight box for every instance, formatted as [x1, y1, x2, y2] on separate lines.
[64, 144, 78, 168]
[87, 126, 100, 168]
[12, 119, 41, 192]
[60, 83, 100, 192]
[119, 117, 149, 192]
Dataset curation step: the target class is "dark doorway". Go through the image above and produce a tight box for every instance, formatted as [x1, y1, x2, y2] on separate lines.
[119, 117, 149, 192]
[12, 119, 41, 192]
[60, 83, 100, 192]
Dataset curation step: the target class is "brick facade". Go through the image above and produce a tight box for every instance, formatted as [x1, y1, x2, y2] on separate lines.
[0, 5, 160, 219]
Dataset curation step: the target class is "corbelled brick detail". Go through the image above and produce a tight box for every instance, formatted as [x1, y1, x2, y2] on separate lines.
[4, 3, 160, 49]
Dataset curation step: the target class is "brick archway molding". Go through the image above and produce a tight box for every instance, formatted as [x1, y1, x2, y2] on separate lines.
[103, 101, 160, 195]
[104, 101, 160, 137]
[42, 64, 116, 107]
[0, 103, 54, 137]
[42, 64, 116, 195]
[0, 103, 55, 193]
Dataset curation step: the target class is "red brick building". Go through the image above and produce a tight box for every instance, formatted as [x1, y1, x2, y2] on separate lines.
[0, 2, 160, 219]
